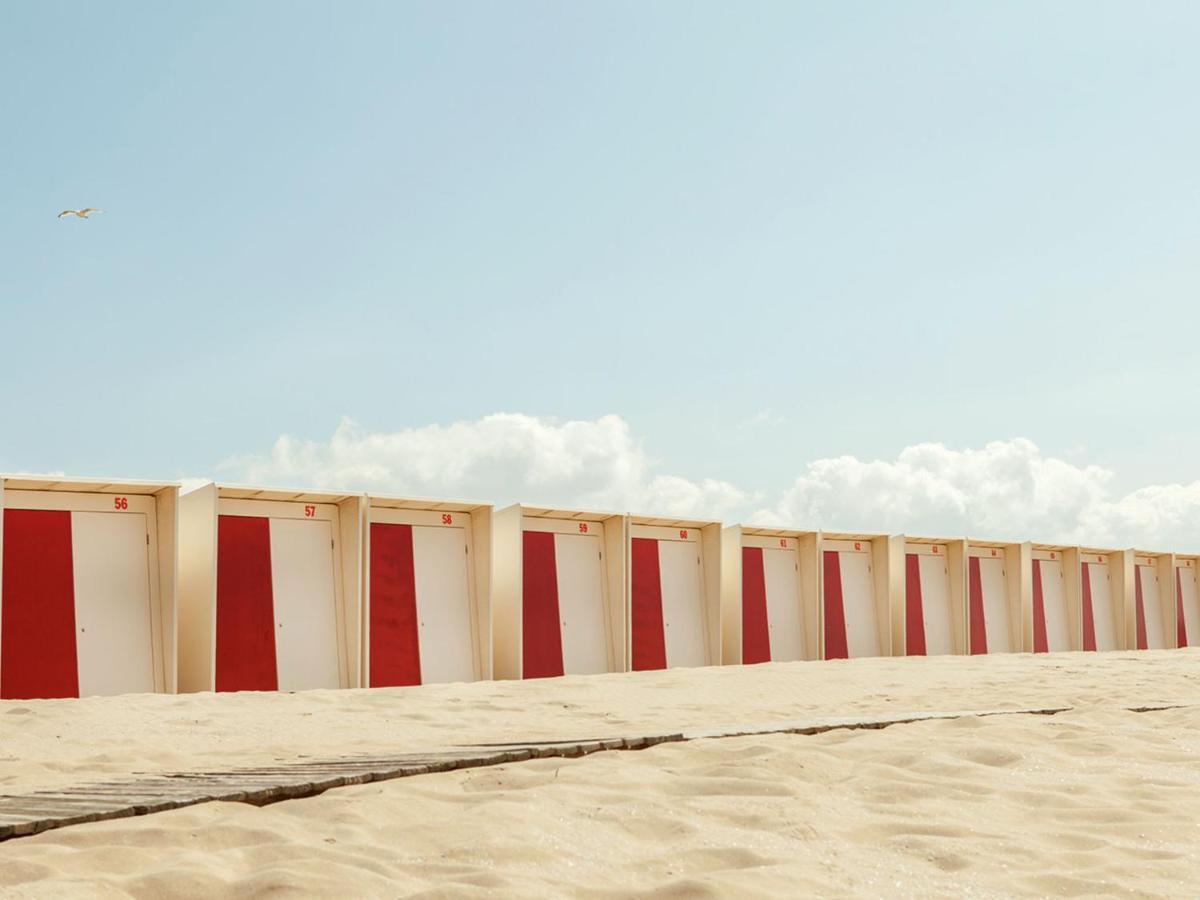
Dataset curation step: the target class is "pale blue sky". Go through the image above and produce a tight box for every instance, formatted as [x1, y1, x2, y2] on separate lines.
[3, 1, 1199, 500]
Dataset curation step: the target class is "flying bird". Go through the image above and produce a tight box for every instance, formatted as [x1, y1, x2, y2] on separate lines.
[57, 208, 103, 219]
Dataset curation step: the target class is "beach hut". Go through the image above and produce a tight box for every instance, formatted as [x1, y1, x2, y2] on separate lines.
[629, 515, 721, 670]
[1078, 548, 1125, 651]
[0, 476, 178, 699]
[362, 495, 491, 687]
[177, 484, 362, 693]
[965, 540, 1022, 654]
[897, 537, 966, 656]
[1130, 551, 1176, 650]
[492, 505, 625, 679]
[1175, 555, 1200, 648]
[818, 532, 896, 659]
[720, 526, 819, 665]
[1026, 544, 1080, 652]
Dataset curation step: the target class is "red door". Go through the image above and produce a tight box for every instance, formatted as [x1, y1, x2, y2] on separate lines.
[0, 509, 80, 699]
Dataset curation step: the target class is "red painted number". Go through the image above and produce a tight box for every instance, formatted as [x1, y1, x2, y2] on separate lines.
[779, 538, 787, 549]
[854, 542, 861, 551]
[578, 522, 588, 533]
[991, 549, 998, 557]
[442, 514, 454, 525]
[679, 529, 689, 540]
[304, 505, 316, 518]
[113, 497, 128, 511]
[932, 546, 939, 554]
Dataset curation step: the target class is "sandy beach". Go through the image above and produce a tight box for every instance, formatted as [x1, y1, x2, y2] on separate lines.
[2, 650, 1200, 896]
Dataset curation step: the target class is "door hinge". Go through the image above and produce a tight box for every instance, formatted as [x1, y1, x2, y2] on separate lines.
[146, 534, 150, 545]
[331, 539, 335, 549]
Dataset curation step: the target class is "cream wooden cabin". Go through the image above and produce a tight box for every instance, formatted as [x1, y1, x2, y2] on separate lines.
[1077, 548, 1126, 651]
[720, 526, 819, 666]
[1025, 544, 1081, 652]
[896, 536, 966, 656]
[361, 494, 491, 687]
[178, 483, 362, 693]
[492, 505, 625, 680]
[818, 531, 897, 659]
[1175, 554, 1200, 648]
[1129, 551, 1176, 650]
[0, 476, 178, 699]
[965, 540, 1023, 654]
[628, 515, 721, 670]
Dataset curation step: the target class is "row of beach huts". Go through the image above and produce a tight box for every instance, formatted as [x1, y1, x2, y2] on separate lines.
[0, 475, 1193, 700]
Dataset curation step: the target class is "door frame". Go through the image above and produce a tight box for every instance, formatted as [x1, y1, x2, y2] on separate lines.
[215, 497, 348, 688]
[3, 489, 165, 693]
[365, 506, 481, 683]
[522, 514, 614, 673]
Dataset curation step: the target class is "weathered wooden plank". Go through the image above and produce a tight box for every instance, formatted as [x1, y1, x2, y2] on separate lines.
[0, 705, 1082, 844]
[678, 707, 1069, 741]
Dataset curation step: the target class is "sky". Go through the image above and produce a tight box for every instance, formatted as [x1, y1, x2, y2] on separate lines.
[3, 2, 1200, 547]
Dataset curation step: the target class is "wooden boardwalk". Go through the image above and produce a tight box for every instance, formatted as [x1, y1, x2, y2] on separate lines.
[0, 706, 1073, 842]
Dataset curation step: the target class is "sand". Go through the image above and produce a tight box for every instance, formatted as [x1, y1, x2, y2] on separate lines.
[2, 650, 1200, 896]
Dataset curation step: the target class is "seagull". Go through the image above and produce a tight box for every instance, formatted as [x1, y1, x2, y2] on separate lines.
[57, 208, 103, 219]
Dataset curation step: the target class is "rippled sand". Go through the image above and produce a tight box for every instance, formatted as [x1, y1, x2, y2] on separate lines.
[2, 650, 1200, 896]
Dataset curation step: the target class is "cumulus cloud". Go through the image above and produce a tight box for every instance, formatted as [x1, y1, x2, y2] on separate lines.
[754, 439, 1200, 550]
[218, 416, 1200, 549]
[1081, 483, 1200, 551]
[220, 414, 752, 518]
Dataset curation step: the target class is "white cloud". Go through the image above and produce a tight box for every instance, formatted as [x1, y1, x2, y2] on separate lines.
[220, 414, 752, 518]
[218, 416, 1200, 550]
[755, 439, 1200, 550]
[1081, 483, 1200, 551]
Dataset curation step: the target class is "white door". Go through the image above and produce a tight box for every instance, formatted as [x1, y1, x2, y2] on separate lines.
[1178, 566, 1199, 645]
[1039, 560, 1070, 651]
[1138, 566, 1165, 649]
[839, 551, 880, 658]
[270, 518, 341, 691]
[659, 539, 707, 668]
[918, 554, 953, 656]
[762, 547, 804, 662]
[412, 525, 474, 684]
[978, 557, 1011, 652]
[72, 512, 155, 697]
[554, 532, 609, 675]
[1085, 562, 1117, 651]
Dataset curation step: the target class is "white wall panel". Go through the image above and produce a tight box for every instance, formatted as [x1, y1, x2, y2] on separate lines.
[555, 532, 608, 675]
[270, 518, 340, 691]
[763, 547, 803, 662]
[979, 557, 1011, 653]
[72, 512, 155, 697]
[1040, 559, 1070, 651]
[918, 554, 953, 656]
[659, 539, 706, 668]
[412, 525, 474, 684]
[839, 550, 880, 658]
